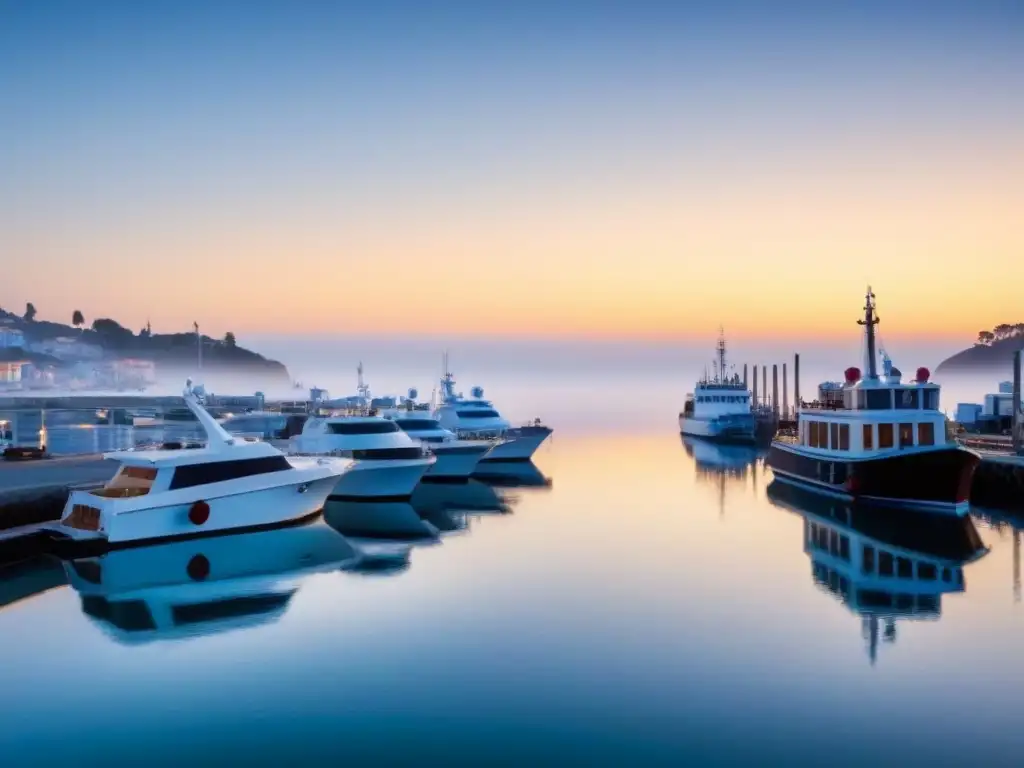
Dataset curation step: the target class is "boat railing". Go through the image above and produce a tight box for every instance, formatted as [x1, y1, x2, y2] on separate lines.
[799, 400, 846, 411]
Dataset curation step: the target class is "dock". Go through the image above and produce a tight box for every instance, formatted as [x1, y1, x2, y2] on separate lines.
[0, 455, 110, 531]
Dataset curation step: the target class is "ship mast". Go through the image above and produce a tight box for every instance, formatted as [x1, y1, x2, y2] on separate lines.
[717, 327, 727, 384]
[857, 287, 880, 380]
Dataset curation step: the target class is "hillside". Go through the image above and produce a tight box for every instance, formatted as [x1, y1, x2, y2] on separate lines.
[0, 307, 291, 386]
[936, 332, 1024, 374]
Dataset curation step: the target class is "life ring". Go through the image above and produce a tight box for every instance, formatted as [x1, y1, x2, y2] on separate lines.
[189, 500, 210, 525]
[187, 554, 210, 581]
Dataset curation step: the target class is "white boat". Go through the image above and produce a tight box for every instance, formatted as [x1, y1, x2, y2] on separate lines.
[381, 395, 491, 480]
[44, 380, 352, 552]
[432, 357, 552, 463]
[63, 522, 369, 644]
[290, 413, 434, 500]
[678, 332, 757, 444]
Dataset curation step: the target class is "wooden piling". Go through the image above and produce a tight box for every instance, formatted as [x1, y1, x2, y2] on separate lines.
[772, 364, 779, 417]
[794, 353, 801, 410]
[743, 364, 748, 388]
[752, 366, 759, 404]
[762, 366, 767, 408]
[783, 363, 788, 420]
[1014, 350, 1022, 454]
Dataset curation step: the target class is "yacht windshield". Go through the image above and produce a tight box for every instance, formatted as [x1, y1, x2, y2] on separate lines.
[326, 421, 399, 435]
[395, 419, 441, 431]
[457, 410, 500, 419]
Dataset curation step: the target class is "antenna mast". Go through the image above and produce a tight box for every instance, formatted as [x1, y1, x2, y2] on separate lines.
[856, 287, 880, 379]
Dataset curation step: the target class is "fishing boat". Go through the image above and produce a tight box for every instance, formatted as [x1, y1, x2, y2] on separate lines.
[678, 332, 757, 444]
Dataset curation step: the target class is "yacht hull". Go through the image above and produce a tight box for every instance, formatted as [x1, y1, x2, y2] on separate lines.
[424, 443, 489, 480]
[767, 442, 979, 515]
[45, 473, 342, 554]
[679, 416, 757, 445]
[327, 459, 431, 501]
[479, 428, 552, 462]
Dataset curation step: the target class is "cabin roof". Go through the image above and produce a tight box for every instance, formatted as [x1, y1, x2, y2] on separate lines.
[105, 439, 281, 467]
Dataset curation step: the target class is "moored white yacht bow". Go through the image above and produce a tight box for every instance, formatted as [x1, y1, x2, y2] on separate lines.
[44, 380, 353, 553]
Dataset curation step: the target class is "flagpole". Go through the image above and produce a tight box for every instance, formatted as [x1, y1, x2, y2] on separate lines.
[195, 322, 202, 372]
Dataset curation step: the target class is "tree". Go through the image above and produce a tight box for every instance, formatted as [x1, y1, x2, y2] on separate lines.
[24, 302, 36, 322]
[977, 330, 995, 346]
[224, 331, 237, 347]
[91, 317, 135, 348]
[72, 310, 85, 329]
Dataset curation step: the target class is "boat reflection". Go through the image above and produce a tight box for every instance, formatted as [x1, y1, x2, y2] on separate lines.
[411, 479, 509, 514]
[682, 435, 764, 513]
[323, 500, 443, 540]
[0, 557, 67, 611]
[767, 479, 989, 664]
[969, 508, 1024, 604]
[64, 521, 367, 644]
[472, 461, 552, 488]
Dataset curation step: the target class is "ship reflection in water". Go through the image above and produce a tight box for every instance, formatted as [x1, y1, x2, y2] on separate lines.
[681, 435, 766, 513]
[64, 522, 406, 643]
[766, 479, 989, 664]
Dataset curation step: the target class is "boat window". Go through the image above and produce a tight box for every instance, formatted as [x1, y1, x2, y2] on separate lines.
[818, 421, 830, 448]
[80, 596, 156, 631]
[839, 534, 850, 561]
[395, 419, 441, 431]
[896, 557, 913, 578]
[857, 590, 893, 609]
[859, 390, 892, 410]
[862, 545, 875, 574]
[917, 422, 934, 446]
[895, 389, 919, 409]
[172, 593, 293, 626]
[878, 551, 894, 577]
[350, 447, 424, 460]
[457, 410, 500, 419]
[829, 529, 839, 556]
[898, 423, 914, 448]
[878, 423, 894, 449]
[830, 423, 840, 451]
[924, 389, 940, 410]
[917, 595, 939, 612]
[863, 424, 874, 450]
[838, 424, 850, 451]
[120, 466, 158, 481]
[808, 421, 820, 448]
[168, 456, 292, 490]
[917, 563, 937, 581]
[326, 421, 399, 435]
[895, 594, 914, 610]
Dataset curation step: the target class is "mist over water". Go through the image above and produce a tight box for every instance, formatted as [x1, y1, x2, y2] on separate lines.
[207, 335, 999, 433]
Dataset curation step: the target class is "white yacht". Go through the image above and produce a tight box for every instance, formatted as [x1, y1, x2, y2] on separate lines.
[432, 359, 552, 463]
[290, 413, 435, 500]
[381, 393, 492, 480]
[63, 522, 373, 644]
[44, 381, 352, 553]
[678, 332, 757, 444]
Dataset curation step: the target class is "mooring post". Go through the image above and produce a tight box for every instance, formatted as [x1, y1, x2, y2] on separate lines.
[772, 364, 779, 418]
[783, 363, 788, 420]
[752, 365, 759, 405]
[762, 366, 768, 408]
[743, 363, 748, 388]
[1013, 349, 1022, 455]
[794, 353, 801, 410]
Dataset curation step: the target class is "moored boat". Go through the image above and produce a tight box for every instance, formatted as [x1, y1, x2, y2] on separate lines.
[43, 380, 353, 553]
[767, 288, 979, 515]
[678, 332, 757, 444]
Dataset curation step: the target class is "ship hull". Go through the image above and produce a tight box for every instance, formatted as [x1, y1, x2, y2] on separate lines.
[678, 416, 757, 445]
[767, 442, 979, 515]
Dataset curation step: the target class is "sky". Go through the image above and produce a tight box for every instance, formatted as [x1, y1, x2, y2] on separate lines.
[2, 0, 1023, 344]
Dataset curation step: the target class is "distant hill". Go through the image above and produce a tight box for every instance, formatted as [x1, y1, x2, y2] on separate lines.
[936, 326, 1024, 375]
[0, 306, 291, 387]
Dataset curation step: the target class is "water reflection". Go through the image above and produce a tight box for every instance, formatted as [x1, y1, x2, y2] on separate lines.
[473, 461, 552, 488]
[681, 435, 764, 513]
[767, 479, 989, 664]
[0, 557, 67, 610]
[411, 479, 509, 515]
[63, 522, 364, 643]
[970, 508, 1024, 604]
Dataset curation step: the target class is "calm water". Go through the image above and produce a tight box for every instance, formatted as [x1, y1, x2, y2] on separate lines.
[2, 425, 1024, 765]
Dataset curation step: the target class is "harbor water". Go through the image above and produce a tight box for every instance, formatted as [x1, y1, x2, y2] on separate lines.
[1, 359, 1022, 765]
